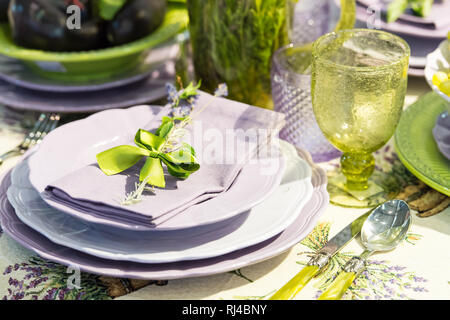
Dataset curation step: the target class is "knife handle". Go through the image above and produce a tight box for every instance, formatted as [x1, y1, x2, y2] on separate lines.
[269, 265, 320, 300]
[318, 271, 357, 300]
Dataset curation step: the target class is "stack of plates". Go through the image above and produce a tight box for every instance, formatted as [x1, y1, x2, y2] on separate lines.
[0, 3, 189, 113]
[0, 42, 180, 113]
[0, 105, 329, 280]
[355, 0, 450, 77]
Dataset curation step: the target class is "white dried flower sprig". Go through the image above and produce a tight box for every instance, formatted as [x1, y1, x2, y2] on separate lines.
[159, 117, 192, 154]
[120, 175, 155, 206]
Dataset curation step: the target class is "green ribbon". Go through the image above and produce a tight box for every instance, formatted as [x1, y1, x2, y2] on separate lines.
[96, 118, 199, 188]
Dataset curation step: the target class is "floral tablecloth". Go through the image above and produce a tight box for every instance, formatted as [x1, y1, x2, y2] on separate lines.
[0, 77, 449, 300]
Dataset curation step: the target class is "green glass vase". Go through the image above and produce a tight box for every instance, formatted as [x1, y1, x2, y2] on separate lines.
[187, 0, 289, 109]
[186, 0, 355, 109]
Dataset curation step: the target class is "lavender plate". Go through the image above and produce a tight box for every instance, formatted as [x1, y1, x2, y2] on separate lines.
[28, 106, 287, 231]
[0, 63, 174, 114]
[408, 66, 425, 77]
[433, 111, 450, 160]
[0, 148, 328, 280]
[357, 0, 450, 30]
[7, 141, 309, 263]
[0, 43, 179, 93]
[355, 3, 448, 40]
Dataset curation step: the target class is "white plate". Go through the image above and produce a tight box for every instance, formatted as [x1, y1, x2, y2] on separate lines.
[8, 141, 313, 263]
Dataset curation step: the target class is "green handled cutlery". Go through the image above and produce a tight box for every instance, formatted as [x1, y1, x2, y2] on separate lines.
[269, 209, 373, 300]
[318, 200, 410, 300]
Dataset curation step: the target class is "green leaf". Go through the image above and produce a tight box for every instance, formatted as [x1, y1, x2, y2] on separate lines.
[156, 120, 174, 139]
[97, 0, 127, 20]
[135, 129, 165, 151]
[139, 157, 166, 188]
[387, 0, 409, 22]
[179, 80, 201, 100]
[96, 145, 149, 176]
[411, 0, 433, 17]
[163, 116, 174, 123]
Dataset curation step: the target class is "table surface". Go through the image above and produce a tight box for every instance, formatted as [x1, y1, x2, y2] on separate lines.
[0, 77, 449, 300]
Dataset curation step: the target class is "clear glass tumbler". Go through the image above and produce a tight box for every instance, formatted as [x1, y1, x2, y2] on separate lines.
[271, 0, 356, 162]
[287, 0, 356, 45]
[271, 44, 341, 163]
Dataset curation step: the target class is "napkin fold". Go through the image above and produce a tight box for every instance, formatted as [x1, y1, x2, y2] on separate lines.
[43, 91, 285, 227]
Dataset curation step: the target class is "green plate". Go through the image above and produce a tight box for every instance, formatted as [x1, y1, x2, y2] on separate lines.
[0, 4, 188, 82]
[395, 92, 450, 196]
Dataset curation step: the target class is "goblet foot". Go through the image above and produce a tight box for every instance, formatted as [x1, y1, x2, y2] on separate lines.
[327, 170, 402, 208]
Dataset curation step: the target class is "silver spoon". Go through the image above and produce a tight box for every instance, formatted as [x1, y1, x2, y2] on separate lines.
[318, 200, 411, 300]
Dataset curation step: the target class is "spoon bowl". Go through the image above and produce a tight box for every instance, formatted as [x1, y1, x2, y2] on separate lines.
[361, 200, 411, 252]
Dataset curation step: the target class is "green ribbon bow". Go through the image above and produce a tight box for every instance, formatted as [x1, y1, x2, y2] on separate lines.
[96, 117, 200, 188]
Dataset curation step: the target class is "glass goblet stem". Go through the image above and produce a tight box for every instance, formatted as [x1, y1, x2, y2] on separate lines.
[340, 152, 375, 190]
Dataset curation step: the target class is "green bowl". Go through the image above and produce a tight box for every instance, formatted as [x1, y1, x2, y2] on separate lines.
[0, 4, 188, 82]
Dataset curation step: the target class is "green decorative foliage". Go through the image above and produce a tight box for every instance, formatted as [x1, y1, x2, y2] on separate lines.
[96, 81, 228, 205]
[387, 0, 410, 23]
[410, 0, 434, 17]
[96, 80, 204, 194]
[176, 81, 202, 107]
[387, 0, 434, 23]
[187, 0, 288, 108]
[96, 126, 199, 189]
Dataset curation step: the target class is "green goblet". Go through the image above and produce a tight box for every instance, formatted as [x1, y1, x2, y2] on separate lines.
[311, 29, 410, 207]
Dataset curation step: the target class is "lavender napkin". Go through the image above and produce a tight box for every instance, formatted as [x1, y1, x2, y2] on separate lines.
[43, 91, 285, 227]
